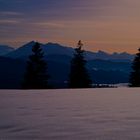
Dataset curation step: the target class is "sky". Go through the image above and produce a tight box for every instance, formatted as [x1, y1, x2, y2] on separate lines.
[0, 0, 140, 53]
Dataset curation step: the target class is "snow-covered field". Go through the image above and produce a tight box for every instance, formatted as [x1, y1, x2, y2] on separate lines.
[0, 88, 140, 140]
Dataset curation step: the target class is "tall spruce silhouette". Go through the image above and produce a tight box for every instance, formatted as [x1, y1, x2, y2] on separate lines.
[69, 40, 92, 88]
[129, 48, 140, 87]
[22, 42, 49, 89]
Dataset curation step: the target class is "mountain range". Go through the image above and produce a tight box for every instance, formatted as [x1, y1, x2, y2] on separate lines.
[5, 41, 134, 61]
[0, 41, 134, 88]
[0, 45, 14, 55]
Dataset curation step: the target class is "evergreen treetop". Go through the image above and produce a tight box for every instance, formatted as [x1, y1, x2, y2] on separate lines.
[69, 40, 92, 88]
[129, 48, 140, 87]
[22, 42, 49, 89]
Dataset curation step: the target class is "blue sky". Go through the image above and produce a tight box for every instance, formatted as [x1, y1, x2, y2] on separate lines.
[0, 0, 140, 53]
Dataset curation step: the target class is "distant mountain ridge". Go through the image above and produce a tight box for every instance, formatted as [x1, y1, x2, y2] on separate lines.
[0, 45, 14, 55]
[85, 50, 134, 62]
[5, 41, 134, 62]
[5, 41, 74, 59]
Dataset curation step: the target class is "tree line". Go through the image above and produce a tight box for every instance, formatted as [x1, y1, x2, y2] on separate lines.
[22, 40, 140, 89]
[129, 48, 140, 87]
[22, 40, 92, 89]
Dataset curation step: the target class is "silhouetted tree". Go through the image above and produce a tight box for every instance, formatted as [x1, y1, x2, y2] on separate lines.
[22, 42, 49, 89]
[68, 40, 92, 88]
[129, 48, 140, 87]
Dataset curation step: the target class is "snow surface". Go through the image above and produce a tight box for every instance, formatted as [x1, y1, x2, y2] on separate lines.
[0, 88, 140, 140]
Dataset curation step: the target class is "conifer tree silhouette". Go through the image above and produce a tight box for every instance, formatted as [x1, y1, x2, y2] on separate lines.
[129, 48, 140, 87]
[69, 40, 92, 88]
[22, 42, 49, 89]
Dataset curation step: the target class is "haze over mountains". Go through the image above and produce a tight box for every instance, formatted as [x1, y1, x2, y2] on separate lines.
[0, 41, 134, 88]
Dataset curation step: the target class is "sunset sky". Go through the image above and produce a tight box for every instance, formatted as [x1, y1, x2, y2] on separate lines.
[0, 0, 140, 53]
